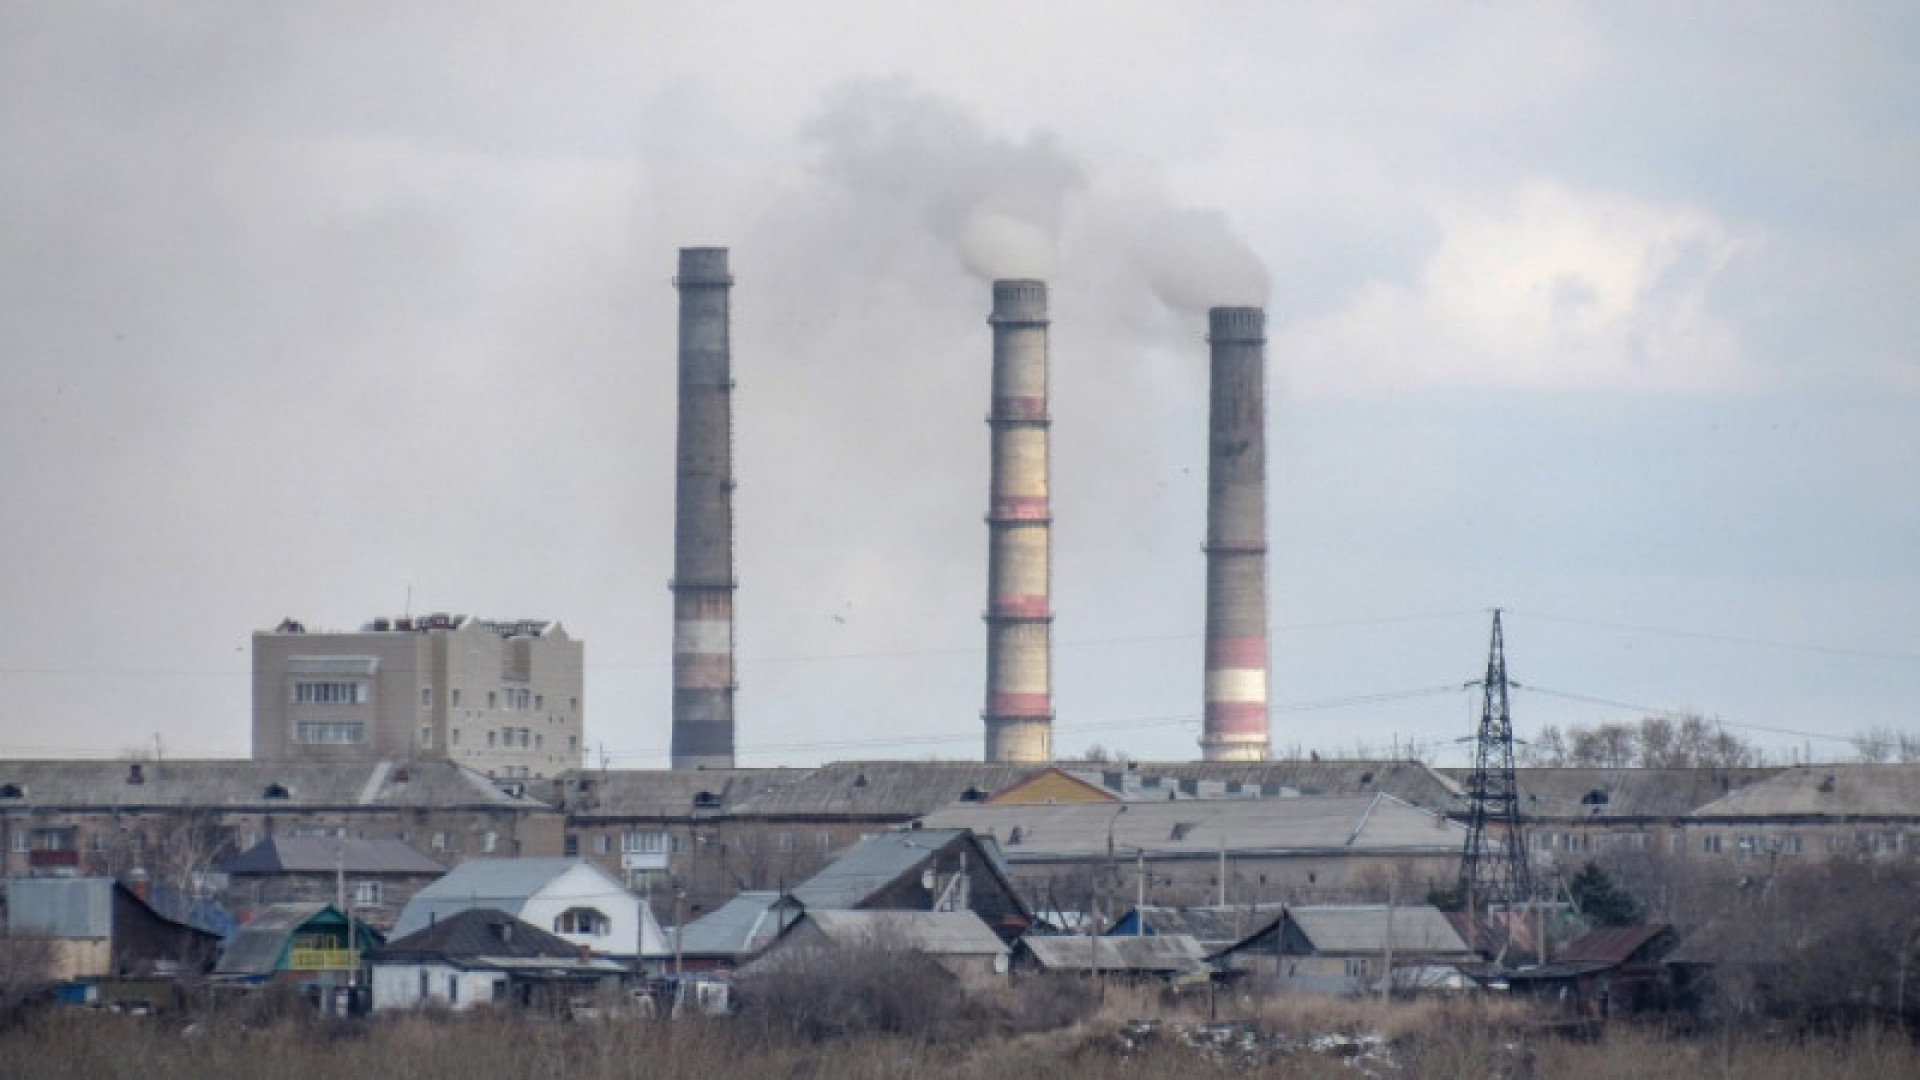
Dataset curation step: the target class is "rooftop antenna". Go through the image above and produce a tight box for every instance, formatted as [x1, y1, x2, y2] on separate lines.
[1456, 608, 1532, 953]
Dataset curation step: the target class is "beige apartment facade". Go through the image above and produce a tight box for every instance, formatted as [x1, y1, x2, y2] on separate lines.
[253, 614, 584, 780]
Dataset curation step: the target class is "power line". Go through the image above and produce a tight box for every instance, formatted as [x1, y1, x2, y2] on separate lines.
[1514, 684, 1860, 746]
[1507, 608, 1920, 664]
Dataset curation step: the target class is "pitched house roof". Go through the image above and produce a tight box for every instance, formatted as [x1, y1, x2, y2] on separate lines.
[1109, 904, 1288, 950]
[380, 908, 589, 963]
[219, 835, 445, 875]
[217, 902, 379, 975]
[1070, 760, 1464, 809]
[674, 891, 800, 959]
[788, 829, 1023, 915]
[1553, 924, 1678, 967]
[1020, 933, 1208, 974]
[1285, 905, 1473, 956]
[800, 910, 1009, 956]
[390, 859, 618, 938]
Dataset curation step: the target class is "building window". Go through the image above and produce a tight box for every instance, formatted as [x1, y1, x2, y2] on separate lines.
[354, 881, 382, 907]
[488, 731, 497, 749]
[10, 831, 26, 853]
[1782, 834, 1803, 854]
[570, 697, 578, 712]
[481, 831, 498, 853]
[452, 689, 462, 708]
[448, 975, 458, 1005]
[488, 691, 498, 710]
[819, 832, 835, 852]
[623, 831, 668, 854]
[564, 835, 579, 857]
[592, 835, 612, 856]
[1702, 835, 1722, 854]
[535, 695, 544, 711]
[555, 907, 609, 936]
[421, 687, 433, 708]
[535, 734, 544, 750]
[295, 722, 365, 744]
[419, 969, 429, 1000]
[431, 831, 449, 852]
[776, 832, 794, 853]
[420, 726, 432, 748]
[292, 681, 367, 705]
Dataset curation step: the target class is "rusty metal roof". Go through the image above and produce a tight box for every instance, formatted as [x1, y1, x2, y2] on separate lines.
[1553, 924, 1677, 967]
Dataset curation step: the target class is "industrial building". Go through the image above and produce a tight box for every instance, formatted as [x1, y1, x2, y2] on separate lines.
[251, 613, 583, 779]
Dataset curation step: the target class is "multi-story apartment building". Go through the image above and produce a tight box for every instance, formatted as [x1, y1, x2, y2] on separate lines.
[252, 613, 584, 780]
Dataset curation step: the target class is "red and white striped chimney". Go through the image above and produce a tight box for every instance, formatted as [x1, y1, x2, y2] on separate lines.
[1200, 306, 1270, 761]
[983, 279, 1053, 763]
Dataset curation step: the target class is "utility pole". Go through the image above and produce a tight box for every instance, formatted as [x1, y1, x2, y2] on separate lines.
[1457, 609, 1533, 952]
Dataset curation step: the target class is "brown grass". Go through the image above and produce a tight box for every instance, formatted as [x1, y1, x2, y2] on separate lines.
[2, 992, 1917, 1080]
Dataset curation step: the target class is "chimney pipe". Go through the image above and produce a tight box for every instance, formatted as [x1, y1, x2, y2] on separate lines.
[1200, 307, 1271, 761]
[983, 280, 1053, 763]
[670, 247, 738, 770]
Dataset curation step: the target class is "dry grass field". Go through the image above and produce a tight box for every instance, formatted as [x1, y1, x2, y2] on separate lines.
[2, 985, 1918, 1080]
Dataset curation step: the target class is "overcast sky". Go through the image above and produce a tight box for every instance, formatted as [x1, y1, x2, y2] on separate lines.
[3, 3, 1916, 768]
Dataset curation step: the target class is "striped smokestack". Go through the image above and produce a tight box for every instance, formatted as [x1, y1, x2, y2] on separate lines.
[1200, 306, 1271, 761]
[982, 279, 1053, 764]
[670, 247, 737, 770]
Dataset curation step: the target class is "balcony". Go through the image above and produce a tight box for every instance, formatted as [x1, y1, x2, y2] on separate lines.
[288, 948, 357, 971]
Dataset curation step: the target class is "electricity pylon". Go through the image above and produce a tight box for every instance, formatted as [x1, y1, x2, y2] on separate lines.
[1457, 609, 1533, 927]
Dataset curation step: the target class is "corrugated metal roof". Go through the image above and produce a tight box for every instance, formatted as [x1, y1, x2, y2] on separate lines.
[1287, 905, 1472, 956]
[0, 759, 551, 809]
[786, 829, 1017, 910]
[1022, 933, 1207, 973]
[390, 858, 620, 938]
[1692, 764, 1920, 818]
[1554, 924, 1676, 967]
[674, 891, 797, 958]
[8, 877, 115, 938]
[802, 910, 1008, 955]
[219, 835, 446, 875]
[920, 794, 1464, 857]
[216, 902, 341, 975]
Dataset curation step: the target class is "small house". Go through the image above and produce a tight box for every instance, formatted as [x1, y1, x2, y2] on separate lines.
[215, 902, 383, 988]
[391, 858, 666, 963]
[371, 907, 626, 1011]
[1215, 904, 1478, 995]
[7, 877, 221, 984]
[740, 910, 1011, 992]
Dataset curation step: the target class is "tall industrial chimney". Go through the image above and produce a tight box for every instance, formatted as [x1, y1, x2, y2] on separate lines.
[982, 280, 1053, 764]
[1200, 306, 1271, 762]
[670, 247, 737, 769]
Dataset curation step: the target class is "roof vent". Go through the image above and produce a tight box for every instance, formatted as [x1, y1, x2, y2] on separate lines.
[0, 783, 22, 799]
[959, 785, 987, 803]
[127, 763, 145, 785]
[1170, 823, 1195, 841]
[1819, 775, 1836, 793]
[1007, 826, 1023, 845]
[692, 791, 722, 810]
[263, 782, 289, 799]
[1580, 790, 1610, 806]
[392, 768, 410, 784]
[1359, 771, 1374, 785]
[853, 772, 868, 788]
